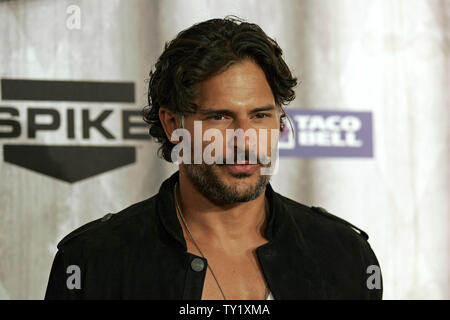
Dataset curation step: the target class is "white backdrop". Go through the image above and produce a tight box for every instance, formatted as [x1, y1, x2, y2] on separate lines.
[0, 0, 448, 299]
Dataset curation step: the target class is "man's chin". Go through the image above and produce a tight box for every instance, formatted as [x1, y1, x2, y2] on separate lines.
[184, 162, 270, 203]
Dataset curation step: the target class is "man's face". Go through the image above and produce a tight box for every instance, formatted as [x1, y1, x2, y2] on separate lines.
[181, 59, 280, 204]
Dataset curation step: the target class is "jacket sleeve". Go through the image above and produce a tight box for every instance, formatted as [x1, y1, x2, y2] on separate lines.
[44, 249, 83, 300]
[361, 240, 383, 300]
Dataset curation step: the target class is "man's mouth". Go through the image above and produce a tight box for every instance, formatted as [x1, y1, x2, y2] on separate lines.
[225, 161, 259, 174]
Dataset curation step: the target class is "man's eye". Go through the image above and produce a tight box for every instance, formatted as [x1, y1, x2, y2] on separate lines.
[210, 114, 226, 121]
[255, 113, 270, 119]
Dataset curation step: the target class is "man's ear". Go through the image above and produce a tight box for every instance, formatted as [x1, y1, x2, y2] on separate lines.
[159, 107, 181, 144]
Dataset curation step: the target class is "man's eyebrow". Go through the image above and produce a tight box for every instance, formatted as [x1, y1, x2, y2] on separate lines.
[198, 109, 234, 116]
[198, 105, 276, 115]
[251, 105, 276, 113]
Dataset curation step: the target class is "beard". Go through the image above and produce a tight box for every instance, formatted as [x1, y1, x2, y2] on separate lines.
[183, 163, 272, 204]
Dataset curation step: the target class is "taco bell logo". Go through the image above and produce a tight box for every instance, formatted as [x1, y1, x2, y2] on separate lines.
[279, 110, 373, 158]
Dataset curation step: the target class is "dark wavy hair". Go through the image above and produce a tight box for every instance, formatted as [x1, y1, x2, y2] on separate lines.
[143, 16, 298, 162]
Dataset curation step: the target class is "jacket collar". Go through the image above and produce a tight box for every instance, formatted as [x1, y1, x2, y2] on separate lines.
[156, 170, 327, 299]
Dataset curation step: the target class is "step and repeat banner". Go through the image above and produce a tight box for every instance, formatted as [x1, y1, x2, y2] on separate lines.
[0, 0, 448, 299]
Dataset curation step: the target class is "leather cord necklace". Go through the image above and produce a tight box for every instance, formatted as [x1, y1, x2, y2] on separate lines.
[174, 181, 270, 300]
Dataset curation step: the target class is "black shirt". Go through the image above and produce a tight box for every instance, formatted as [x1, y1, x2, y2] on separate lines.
[45, 170, 382, 299]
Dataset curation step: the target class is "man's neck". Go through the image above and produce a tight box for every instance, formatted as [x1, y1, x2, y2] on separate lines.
[176, 169, 268, 252]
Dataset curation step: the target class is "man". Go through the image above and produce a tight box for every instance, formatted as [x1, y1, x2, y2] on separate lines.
[45, 17, 382, 300]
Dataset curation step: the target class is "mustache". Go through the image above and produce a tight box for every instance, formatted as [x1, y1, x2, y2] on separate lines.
[216, 149, 272, 165]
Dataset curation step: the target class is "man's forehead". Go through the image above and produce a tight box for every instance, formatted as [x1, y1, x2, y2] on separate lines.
[193, 61, 276, 107]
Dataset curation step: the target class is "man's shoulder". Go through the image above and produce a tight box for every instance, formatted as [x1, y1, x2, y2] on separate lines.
[277, 192, 381, 271]
[275, 193, 382, 299]
[276, 192, 370, 242]
[56, 194, 159, 250]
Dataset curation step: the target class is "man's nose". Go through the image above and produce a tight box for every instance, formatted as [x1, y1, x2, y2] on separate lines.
[233, 117, 251, 132]
[227, 118, 256, 151]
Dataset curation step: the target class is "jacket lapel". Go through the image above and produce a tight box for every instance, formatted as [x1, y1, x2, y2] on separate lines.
[256, 184, 329, 299]
[156, 171, 187, 251]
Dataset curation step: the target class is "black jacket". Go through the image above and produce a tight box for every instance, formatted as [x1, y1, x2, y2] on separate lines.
[45, 171, 382, 299]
